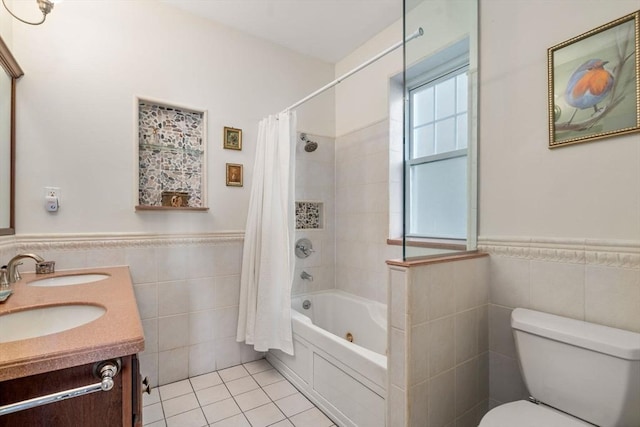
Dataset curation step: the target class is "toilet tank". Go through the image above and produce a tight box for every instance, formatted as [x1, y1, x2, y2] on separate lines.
[512, 308, 640, 427]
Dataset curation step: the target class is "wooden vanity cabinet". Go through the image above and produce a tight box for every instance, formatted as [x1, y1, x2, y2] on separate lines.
[0, 354, 143, 427]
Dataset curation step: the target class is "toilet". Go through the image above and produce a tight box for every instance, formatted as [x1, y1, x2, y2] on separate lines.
[479, 308, 640, 427]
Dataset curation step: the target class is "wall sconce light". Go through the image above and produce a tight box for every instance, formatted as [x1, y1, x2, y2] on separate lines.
[2, 0, 58, 25]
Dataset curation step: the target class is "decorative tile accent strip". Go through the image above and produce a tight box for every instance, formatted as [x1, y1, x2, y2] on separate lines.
[0, 235, 16, 251]
[478, 236, 640, 269]
[296, 201, 323, 229]
[138, 101, 205, 207]
[11, 232, 243, 252]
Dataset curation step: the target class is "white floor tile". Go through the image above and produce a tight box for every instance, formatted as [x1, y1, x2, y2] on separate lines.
[252, 368, 285, 387]
[153, 368, 334, 427]
[225, 375, 260, 396]
[275, 392, 314, 417]
[195, 383, 232, 406]
[158, 379, 193, 400]
[143, 402, 164, 425]
[234, 388, 271, 412]
[162, 393, 200, 418]
[165, 408, 207, 427]
[263, 380, 298, 401]
[289, 407, 334, 427]
[243, 358, 272, 375]
[202, 397, 242, 424]
[243, 402, 286, 427]
[190, 371, 223, 391]
[210, 413, 251, 427]
[218, 364, 250, 382]
[143, 388, 161, 407]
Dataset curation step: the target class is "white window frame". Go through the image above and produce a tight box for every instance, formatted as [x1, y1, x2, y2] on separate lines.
[405, 49, 469, 241]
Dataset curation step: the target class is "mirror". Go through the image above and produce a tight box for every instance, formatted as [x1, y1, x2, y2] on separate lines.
[0, 35, 23, 236]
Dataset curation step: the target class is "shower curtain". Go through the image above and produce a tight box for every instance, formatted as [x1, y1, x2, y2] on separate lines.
[236, 111, 296, 355]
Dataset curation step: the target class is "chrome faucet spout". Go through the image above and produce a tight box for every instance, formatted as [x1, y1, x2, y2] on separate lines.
[7, 253, 45, 283]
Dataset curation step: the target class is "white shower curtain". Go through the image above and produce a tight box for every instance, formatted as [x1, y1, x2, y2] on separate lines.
[236, 111, 296, 355]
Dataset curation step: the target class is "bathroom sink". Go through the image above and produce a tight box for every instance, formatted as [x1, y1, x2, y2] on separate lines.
[0, 304, 106, 343]
[27, 273, 110, 287]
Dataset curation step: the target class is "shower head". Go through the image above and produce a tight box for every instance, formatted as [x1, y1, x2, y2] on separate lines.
[304, 140, 318, 152]
[300, 133, 318, 152]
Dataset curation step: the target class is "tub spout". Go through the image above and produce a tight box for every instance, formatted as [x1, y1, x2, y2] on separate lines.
[300, 271, 313, 281]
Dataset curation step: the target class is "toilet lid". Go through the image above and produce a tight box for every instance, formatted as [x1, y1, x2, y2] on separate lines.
[479, 400, 591, 427]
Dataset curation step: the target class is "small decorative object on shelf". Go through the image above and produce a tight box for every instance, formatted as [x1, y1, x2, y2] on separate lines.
[223, 127, 242, 150]
[226, 163, 243, 187]
[161, 191, 190, 207]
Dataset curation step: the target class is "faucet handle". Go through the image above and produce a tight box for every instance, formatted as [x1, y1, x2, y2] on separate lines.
[36, 261, 56, 274]
[0, 266, 9, 288]
[11, 262, 23, 283]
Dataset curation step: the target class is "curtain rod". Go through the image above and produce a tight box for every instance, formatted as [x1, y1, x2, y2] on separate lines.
[281, 27, 424, 114]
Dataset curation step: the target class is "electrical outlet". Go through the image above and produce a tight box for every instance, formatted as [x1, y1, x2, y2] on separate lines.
[44, 187, 60, 212]
[44, 187, 60, 200]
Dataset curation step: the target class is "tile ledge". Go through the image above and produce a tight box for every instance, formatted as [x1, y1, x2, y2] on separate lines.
[386, 250, 487, 267]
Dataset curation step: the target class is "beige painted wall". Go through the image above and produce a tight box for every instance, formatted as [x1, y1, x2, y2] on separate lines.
[11, 0, 334, 235]
[479, 0, 640, 240]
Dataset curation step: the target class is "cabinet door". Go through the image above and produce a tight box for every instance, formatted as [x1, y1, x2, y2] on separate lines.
[0, 359, 126, 427]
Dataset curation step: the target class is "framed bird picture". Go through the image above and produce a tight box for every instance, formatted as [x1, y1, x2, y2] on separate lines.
[548, 11, 639, 148]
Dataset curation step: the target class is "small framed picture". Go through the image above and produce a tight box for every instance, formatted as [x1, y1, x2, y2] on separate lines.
[226, 163, 243, 187]
[548, 11, 639, 148]
[223, 127, 242, 150]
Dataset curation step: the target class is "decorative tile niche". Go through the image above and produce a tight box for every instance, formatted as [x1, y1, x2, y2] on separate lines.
[296, 201, 323, 229]
[136, 98, 208, 210]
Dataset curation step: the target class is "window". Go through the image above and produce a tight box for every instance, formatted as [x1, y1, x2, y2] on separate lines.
[406, 55, 469, 240]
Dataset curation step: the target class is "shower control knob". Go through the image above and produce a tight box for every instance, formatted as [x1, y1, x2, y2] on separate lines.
[295, 238, 314, 258]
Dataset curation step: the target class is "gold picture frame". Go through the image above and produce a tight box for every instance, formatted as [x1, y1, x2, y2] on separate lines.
[548, 11, 639, 148]
[226, 163, 243, 187]
[223, 126, 242, 150]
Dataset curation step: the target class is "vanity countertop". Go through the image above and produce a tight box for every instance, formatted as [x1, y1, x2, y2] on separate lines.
[0, 266, 144, 382]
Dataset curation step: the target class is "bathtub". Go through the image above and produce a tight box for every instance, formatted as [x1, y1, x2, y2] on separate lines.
[267, 290, 387, 427]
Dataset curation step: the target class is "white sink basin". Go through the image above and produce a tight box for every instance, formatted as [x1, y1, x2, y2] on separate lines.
[0, 304, 106, 343]
[28, 273, 110, 287]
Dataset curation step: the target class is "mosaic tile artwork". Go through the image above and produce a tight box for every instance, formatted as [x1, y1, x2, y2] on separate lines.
[138, 101, 205, 207]
[296, 201, 323, 229]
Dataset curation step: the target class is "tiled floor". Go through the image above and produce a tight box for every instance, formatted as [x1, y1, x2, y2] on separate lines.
[143, 358, 337, 427]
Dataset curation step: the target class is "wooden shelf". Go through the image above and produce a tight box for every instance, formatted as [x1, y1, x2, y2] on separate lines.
[135, 206, 209, 212]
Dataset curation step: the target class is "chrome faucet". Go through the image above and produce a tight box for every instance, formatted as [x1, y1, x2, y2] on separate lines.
[300, 271, 314, 281]
[6, 253, 45, 284]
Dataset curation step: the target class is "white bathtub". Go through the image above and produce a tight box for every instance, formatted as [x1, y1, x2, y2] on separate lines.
[267, 290, 387, 427]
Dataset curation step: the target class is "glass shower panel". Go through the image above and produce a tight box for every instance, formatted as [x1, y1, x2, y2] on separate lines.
[402, 0, 479, 260]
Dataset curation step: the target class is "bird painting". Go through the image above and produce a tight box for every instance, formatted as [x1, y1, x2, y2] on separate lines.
[564, 58, 614, 124]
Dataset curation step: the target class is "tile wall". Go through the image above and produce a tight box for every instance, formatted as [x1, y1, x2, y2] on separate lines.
[0, 234, 263, 387]
[388, 253, 490, 427]
[336, 120, 402, 304]
[479, 237, 640, 408]
[293, 132, 337, 296]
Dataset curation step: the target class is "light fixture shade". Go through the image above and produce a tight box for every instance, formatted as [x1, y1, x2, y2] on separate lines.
[2, 0, 55, 25]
